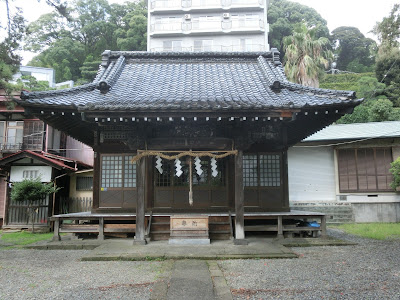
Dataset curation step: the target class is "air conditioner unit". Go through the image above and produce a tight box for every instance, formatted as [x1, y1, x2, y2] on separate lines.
[223, 13, 230, 19]
[184, 14, 191, 20]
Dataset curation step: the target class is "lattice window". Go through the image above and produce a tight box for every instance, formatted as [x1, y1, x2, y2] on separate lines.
[193, 159, 209, 186]
[124, 155, 136, 188]
[244, 153, 281, 187]
[155, 157, 226, 187]
[76, 176, 93, 191]
[101, 156, 123, 188]
[243, 154, 258, 186]
[260, 154, 281, 187]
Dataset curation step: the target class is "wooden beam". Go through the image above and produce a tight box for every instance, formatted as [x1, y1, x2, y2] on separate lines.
[134, 156, 146, 245]
[92, 151, 100, 211]
[234, 150, 247, 245]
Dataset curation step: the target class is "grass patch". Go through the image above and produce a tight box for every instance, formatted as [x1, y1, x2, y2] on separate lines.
[0, 231, 54, 247]
[331, 223, 400, 240]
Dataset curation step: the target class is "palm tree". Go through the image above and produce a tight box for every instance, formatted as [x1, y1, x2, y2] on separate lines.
[283, 23, 333, 88]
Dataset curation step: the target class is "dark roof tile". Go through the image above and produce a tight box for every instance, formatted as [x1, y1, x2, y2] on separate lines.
[19, 51, 362, 112]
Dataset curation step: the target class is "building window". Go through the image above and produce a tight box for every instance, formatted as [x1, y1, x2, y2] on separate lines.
[23, 120, 44, 151]
[240, 38, 253, 51]
[153, 17, 181, 32]
[0, 121, 5, 146]
[231, 14, 259, 28]
[76, 176, 93, 191]
[156, 157, 226, 187]
[23, 170, 39, 179]
[243, 153, 281, 187]
[101, 155, 136, 188]
[163, 40, 182, 52]
[5, 121, 23, 150]
[338, 148, 393, 192]
[192, 16, 220, 30]
[194, 39, 214, 51]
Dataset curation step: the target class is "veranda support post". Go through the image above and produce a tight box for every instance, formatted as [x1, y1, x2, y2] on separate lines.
[234, 150, 247, 245]
[134, 156, 146, 245]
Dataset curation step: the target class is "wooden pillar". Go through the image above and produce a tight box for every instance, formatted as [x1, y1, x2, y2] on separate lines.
[92, 151, 100, 211]
[234, 150, 248, 245]
[98, 217, 104, 240]
[134, 157, 146, 245]
[277, 216, 283, 239]
[321, 215, 327, 238]
[52, 218, 60, 241]
[92, 131, 100, 212]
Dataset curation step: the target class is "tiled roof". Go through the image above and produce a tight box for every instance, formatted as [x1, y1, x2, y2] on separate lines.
[19, 51, 362, 112]
[303, 121, 400, 142]
[0, 150, 92, 170]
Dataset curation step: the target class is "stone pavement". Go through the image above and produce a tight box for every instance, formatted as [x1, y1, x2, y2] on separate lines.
[62, 238, 297, 261]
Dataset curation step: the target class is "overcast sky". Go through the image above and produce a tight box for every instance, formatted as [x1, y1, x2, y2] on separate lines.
[1, 0, 398, 64]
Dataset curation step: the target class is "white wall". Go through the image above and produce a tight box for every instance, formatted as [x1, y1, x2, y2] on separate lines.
[288, 146, 336, 202]
[10, 166, 52, 182]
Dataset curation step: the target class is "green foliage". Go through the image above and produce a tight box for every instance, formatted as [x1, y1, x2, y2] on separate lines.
[268, 0, 330, 59]
[373, 4, 400, 49]
[333, 223, 400, 240]
[283, 23, 332, 87]
[25, 0, 148, 82]
[0, 1, 25, 98]
[15, 75, 54, 92]
[115, 1, 147, 51]
[375, 47, 400, 87]
[320, 73, 374, 91]
[79, 55, 101, 83]
[11, 178, 59, 204]
[321, 74, 400, 124]
[390, 157, 400, 190]
[332, 26, 377, 72]
[0, 231, 54, 248]
[11, 178, 59, 233]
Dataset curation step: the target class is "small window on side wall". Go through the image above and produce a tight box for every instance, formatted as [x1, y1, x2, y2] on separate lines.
[23, 170, 39, 179]
[76, 176, 93, 191]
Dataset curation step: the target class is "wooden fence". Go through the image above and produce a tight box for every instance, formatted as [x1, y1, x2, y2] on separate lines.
[59, 197, 92, 214]
[7, 197, 49, 225]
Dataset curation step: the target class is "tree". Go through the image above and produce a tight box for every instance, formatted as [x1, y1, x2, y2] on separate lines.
[390, 157, 400, 190]
[283, 23, 332, 87]
[332, 26, 377, 72]
[115, 1, 147, 51]
[373, 4, 400, 50]
[10, 178, 59, 233]
[25, 0, 148, 82]
[268, 0, 330, 59]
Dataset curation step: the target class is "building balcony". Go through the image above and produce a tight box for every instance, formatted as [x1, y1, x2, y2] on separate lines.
[0, 143, 43, 152]
[150, 0, 264, 13]
[150, 19, 265, 36]
[150, 44, 266, 52]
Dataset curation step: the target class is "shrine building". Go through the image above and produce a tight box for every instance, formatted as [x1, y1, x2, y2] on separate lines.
[18, 51, 362, 244]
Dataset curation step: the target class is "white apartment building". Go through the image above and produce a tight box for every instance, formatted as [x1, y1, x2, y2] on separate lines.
[148, 0, 270, 52]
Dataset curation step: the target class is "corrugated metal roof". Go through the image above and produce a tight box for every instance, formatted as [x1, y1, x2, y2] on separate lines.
[303, 121, 400, 142]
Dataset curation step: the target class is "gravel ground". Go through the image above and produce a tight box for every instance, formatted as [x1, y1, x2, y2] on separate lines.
[0, 250, 167, 300]
[219, 229, 400, 300]
[1, 229, 399, 300]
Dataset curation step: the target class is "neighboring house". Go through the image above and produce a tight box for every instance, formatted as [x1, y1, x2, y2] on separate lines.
[0, 66, 94, 228]
[288, 121, 400, 223]
[148, 0, 270, 52]
[0, 150, 91, 229]
[13, 66, 56, 88]
[17, 51, 362, 242]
